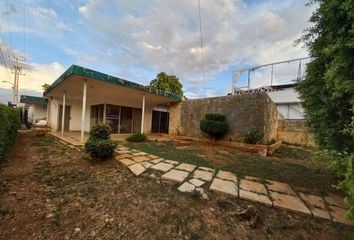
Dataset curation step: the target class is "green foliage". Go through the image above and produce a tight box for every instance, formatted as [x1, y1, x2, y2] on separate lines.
[150, 72, 183, 97]
[0, 104, 20, 162]
[242, 130, 264, 144]
[85, 124, 117, 161]
[200, 113, 229, 140]
[89, 124, 111, 139]
[126, 133, 147, 142]
[297, 0, 354, 220]
[205, 113, 226, 121]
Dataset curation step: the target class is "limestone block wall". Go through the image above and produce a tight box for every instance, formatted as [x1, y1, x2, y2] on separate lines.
[276, 119, 316, 147]
[169, 93, 277, 142]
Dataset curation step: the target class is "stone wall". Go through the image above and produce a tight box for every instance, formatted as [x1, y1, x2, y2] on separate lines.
[276, 119, 316, 147]
[169, 93, 277, 142]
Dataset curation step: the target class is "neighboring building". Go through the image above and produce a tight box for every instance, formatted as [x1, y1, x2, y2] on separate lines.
[20, 95, 48, 124]
[43, 65, 181, 142]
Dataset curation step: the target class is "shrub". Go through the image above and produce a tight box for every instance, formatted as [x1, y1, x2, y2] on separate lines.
[243, 130, 264, 144]
[200, 113, 229, 141]
[89, 124, 111, 139]
[85, 124, 117, 161]
[0, 104, 20, 162]
[126, 133, 147, 142]
[205, 113, 226, 122]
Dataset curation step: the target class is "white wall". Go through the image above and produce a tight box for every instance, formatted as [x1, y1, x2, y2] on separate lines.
[27, 104, 47, 124]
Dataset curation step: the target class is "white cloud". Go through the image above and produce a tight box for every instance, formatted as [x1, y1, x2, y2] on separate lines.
[77, 0, 314, 91]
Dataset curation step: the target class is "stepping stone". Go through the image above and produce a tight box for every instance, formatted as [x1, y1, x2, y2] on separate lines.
[198, 166, 215, 173]
[244, 175, 262, 182]
[164, 160, 179, 165]
[193, 170, 214, 181]
[141, 162, 153, 169]
[117, 158, 135, 166]
[189, 178, 205, 187]
[175, 163, 197, 172]
[151, 158, 164, 164]
[117, 147, 129, 151]
[150, 162, 174, 172]
[216, 170, 237, 182]
[147, 154, 159, 159]
[209, 178, 238, 197]
[132, 156, 151, 163]
[161, 169, 190, 183]
[116, 153, 134, 159]
[329, 206, 354, 225]
[266, 180, 296, 195]
[128, 163, 146, 176]
[270, 191, 311, 215]
[239, 179, 267, 195]
[178, 182, 195, 193]
[324, 195, 350, 209]
[117, 150, 131, 154]
[132, 152, 148, 156]
[299, 193, 326, 210]
[239, 189, 272, 207]
[130, 149, 140, 153]
[310, 207, 331, 220]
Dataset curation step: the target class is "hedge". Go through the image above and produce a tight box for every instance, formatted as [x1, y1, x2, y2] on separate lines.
[0, 104, 20, 162]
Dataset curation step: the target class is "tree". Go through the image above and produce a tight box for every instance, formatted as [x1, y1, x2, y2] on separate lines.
[296, 0, 354, 152]
[42, 83, 50, 91]
[297, 0, 354, 221]
[150, 72, 183, 97]
[200, 113, 229, 142]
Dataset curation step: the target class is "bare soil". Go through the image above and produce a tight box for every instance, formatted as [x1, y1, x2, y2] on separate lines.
[0, 131, 353, 240]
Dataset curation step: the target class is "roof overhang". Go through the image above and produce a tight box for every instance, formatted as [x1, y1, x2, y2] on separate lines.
[43, 65, 182, 102]
[20, 95, 48, 105]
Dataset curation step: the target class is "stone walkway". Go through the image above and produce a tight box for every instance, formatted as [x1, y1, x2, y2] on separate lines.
[114, 145, 353, 226]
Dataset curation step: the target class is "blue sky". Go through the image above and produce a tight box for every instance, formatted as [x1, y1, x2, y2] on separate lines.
[0, 0, 315, 103]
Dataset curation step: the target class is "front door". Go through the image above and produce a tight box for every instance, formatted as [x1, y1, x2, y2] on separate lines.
[58, 105, 71, 131]
[151, 110, 169, 133]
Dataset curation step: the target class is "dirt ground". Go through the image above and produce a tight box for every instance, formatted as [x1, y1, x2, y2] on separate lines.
[0, 131, 353, 240]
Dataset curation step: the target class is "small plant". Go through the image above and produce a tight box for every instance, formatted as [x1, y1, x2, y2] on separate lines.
[242, 130, 264, 144]
[85, 124, 117, 162]
[200, 112, 229, 141]
[126, 133, 147, 142]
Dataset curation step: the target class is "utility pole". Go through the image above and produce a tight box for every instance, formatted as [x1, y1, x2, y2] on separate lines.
[10, 56, 26, 106]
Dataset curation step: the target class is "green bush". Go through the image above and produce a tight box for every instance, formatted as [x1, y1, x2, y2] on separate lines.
[0, 104, 20, 162]
[89, 124, 111, 139]
[200, 113, 229, 140]
[242, 130, 264, 144]
[126, 133, 147, 142]
[85, 124, 117, 161]
[205, 113, 226, 122]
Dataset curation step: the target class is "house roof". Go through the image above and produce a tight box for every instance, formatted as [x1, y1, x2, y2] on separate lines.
[43, 64, 182, 101]
[20, 95, 48, 104]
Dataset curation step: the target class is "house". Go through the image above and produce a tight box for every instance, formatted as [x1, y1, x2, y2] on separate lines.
[20, 95, 48, 124]
[43, 65, 181, 142]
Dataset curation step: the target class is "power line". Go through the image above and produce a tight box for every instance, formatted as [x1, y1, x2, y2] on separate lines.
[0, 46, 12, 81]
[23, 0, 26, 55]
[198, 0, 206, 98]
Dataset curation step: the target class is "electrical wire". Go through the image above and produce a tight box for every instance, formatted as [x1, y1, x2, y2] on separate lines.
[198, 0, 206, 98]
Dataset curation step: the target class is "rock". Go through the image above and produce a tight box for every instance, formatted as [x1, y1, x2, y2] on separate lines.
[74, 227, 81, 233]
[235, 205, 259, 228]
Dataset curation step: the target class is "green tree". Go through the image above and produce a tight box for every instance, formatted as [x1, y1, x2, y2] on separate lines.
[296, 0, 354, 152]
[42, 83, 50, 91]
[150, 72, 183, 97]
[297, 0, 354, 221]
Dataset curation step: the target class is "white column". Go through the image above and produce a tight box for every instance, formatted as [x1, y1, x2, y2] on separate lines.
[103, 104, 106, 124]
[80, 80, 87, 143]
[140, 95, 145, 134]
[61, 91, 66, 136]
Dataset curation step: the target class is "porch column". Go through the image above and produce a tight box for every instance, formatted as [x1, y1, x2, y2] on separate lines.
[103, 104, 106, 124]
[140, 95, 145, 134]
[80, 80, 87, 143]
[61, 91, 66, 136]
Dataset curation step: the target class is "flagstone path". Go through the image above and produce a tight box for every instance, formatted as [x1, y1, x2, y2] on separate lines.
[114, 145, 353, 226]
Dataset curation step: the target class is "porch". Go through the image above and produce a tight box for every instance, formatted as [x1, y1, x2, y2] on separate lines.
[49, 131, 173, 146]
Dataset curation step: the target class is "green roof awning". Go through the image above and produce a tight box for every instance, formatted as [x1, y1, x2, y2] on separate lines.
[43, 65, 182, 101]
[20, 95, 48, 104]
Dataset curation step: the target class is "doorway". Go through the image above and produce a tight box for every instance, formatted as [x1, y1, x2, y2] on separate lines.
[58, 105, 71, 131]
[151, 110, 169, 133]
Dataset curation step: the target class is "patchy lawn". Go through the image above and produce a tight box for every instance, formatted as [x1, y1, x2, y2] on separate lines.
[125, 141, 339, 196]
[0, 131, 352, 239]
